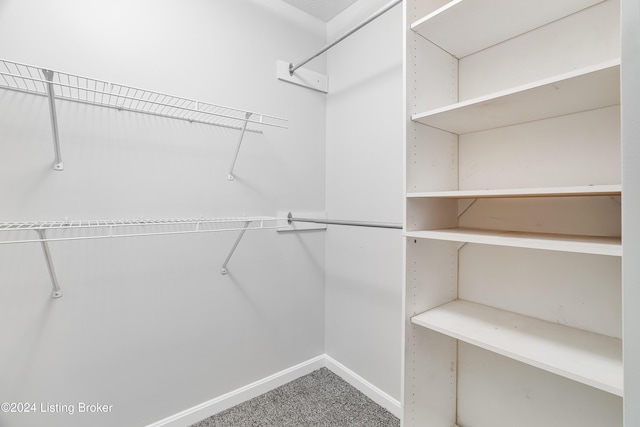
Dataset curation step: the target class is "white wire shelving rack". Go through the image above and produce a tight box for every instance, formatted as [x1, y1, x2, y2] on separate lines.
[0, 59, 287, 179]
[0, 216, 291, 298]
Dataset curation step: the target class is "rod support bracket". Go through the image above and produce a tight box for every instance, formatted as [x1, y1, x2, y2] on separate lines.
[276, 60, 328, 93]
[53, 162, 64, 171]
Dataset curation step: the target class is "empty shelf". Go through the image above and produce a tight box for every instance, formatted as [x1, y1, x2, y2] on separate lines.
[411, 300, 623, 396]
[404, 228, 621, 256]
[411, 0, 605, 58]
[0, 217, 289, 244]
[407, 184, 622, 199]
[0, 59, 287, 132]
[411, 60, 620, 134]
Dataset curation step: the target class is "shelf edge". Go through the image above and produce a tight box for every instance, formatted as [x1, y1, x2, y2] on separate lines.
[411, 300, 623, 396]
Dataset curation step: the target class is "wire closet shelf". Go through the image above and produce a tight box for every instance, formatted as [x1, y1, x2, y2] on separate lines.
[0, 216, 290, 298]
[0, 214, 398, 298]
[0, 59, 287, 132]
[0, 217, 290, 245]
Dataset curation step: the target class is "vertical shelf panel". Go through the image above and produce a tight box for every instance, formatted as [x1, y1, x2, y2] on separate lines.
[403, 238, 459, 427]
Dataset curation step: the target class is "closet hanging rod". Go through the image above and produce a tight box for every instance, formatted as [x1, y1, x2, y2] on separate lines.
[287, 213, 401, 229]
[288, 0, 403, 75]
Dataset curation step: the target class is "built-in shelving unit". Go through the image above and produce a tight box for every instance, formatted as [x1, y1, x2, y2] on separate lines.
[0, 59, 287, 178]
[404, 0, 624, 425]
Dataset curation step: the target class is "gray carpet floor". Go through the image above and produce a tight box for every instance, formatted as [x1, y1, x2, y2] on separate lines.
[190, 367, 400, 427]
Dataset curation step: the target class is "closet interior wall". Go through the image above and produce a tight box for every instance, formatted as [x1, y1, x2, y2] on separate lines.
[325, 0, 403, 406]
[0, 1, 327, 427]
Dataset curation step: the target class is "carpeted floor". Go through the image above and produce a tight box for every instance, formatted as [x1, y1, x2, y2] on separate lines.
[190, 367, 400, 427]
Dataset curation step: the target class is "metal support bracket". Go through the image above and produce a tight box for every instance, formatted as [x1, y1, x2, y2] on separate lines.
[458, 199, 478, 218]
[36, 229, 63, 298]
[228, 112, 252, 181]
[221, 221, 251, 275]
[42, 69, 64, 171]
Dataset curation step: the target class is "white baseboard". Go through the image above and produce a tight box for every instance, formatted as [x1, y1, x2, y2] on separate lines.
[146, 354, 402, 427]
[146, 355, 325, 427]
[323, 355, 402, 419]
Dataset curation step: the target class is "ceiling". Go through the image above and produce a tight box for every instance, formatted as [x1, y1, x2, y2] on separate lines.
[281, 0, 359, 22]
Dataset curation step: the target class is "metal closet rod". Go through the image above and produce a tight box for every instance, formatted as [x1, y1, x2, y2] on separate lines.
[289, 0, 403, 75]
[287, 213, 401, 229]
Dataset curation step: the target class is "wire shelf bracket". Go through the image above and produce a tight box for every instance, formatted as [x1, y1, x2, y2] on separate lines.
[0, 217, 290, 298]
[42, 69, 64, 171]
[220, 221, 251, 274]
[228, 112, 251, 181]
[0, 59, 288, 174]
[36, 229, 63, 298]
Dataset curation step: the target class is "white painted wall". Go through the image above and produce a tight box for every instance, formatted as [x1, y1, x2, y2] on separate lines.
[0, 1, 327, 426]
[324, 0, 403, 403]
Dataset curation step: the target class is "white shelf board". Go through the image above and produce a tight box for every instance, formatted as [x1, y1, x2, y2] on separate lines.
[411, 0, 606, 58]
[411, 300, 623, 396]
[404, 228, 621, 257]
[411, 60, 620, 134]
[407, 184, 622, 199]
